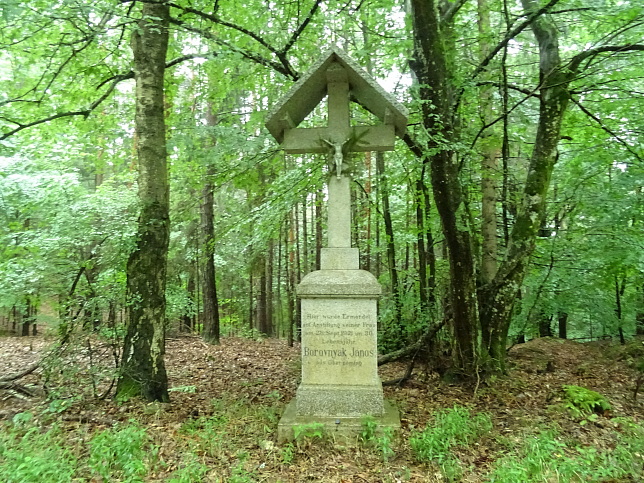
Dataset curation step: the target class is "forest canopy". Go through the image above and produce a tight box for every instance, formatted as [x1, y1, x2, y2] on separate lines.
[0, 0, 642, 397]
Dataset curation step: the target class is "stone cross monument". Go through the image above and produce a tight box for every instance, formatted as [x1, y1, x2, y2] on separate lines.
[265, 46, 408, 440]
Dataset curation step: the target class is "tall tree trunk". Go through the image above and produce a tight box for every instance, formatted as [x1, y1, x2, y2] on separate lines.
[117, 3, 170, 403]
[364, 152, 373, 272]
[376, 151, 403, 338]
[315, 188, 323, 271]
[302, 194, 309, 273]
[201, 163, 220, 344]
[201, 105, 220, 344]
[257, 256, 267, 334]
[265, 238, 274, 336]
[410, 0, 480, 377]
[415, 172, 436, 318]
[480, 0, 572, 372]
[21, 298, 33, 337]
[538, 311, 553, 338]
[248, 268, 254, 331]
[416, 177, 429, 313]
[615, 275, 626, 345]
[478, 0, 499, 285]
[558, 312, 568, 339]
[287, 209, 296, 346]
[637, 282, 644, 336]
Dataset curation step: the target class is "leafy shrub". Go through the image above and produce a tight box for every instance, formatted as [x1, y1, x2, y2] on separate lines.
[489, 419, 644, 482]
[360, 416, 395, 462]
[0, 419, 76, 483]
[168, 455, 209, 483]
[179, 414, 228, 457]
[88, 421, 153, 482]
[293, 422, 325, 441]
[410, 406, 492, 462]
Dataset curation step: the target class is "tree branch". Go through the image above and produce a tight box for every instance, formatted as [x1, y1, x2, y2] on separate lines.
[469, 84, 539, 149]
[378, 319, 445, 366]
[441, 0, 469, 25]
[0, 363, 40, 383]
[1, 110, 90, 140]
[281, 0, 322, 55]
[470, 0, 562, 82]
[476, 80, 536, 97]
[571, 96, 643, 164]
[1, 50, 223, 141]
[168, 1, 280, 55]
[568, 44, 644, 72]
[401, 131, 426, 161]
[168, 18, 294, 78]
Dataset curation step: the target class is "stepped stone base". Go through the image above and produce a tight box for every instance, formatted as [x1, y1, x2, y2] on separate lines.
[296, 383, 385, 417]
[277, 399, 400, 442]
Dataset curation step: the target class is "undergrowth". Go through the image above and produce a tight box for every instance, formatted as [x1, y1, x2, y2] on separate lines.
[2, 393, 643, 482]
[0, 413, 156, 482]
[410, 405, 493, 481]
[488, 418, 644, 482]
[562, 385, 611, 418]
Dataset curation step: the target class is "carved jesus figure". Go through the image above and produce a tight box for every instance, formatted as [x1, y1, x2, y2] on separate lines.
[321, 138, 348, 179]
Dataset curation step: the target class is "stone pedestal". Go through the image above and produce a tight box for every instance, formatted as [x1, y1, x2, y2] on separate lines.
[277, 245, 400, 441]
[265, 49, 408, 443]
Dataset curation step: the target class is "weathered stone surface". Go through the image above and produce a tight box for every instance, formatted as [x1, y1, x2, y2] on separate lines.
[299, 297, 379, 385]
[297, 384, 384, 417]
[328, 176, 351, 248]
[297, 270, 380, 296]
[281, 124, 395, 154]
[278, 400, 400, 443]
[296, 278, 385, 422]
[265, 45, 408, 144]
[320, 248, 359, 270]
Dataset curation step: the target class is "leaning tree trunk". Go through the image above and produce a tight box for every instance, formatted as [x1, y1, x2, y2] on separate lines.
[410, 0, 480, 377]
[479, 0, 570, 372]
[117, 3, 170, 403]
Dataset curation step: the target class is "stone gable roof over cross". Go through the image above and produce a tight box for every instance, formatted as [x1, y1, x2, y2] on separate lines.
[265, 45, 408, 154]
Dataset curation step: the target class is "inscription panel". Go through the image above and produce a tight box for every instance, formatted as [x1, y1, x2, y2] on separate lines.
[300, 298, 378, 386]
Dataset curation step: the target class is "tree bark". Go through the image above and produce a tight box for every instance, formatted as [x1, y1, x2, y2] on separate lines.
[558, 312, 568, 339]
[117, 3, 170, 403]
[315, 188, 323, 271]
[265, 238, 274, 336]
[478, 0, 499, 285]
[480, 0, 571, 372]
[410, 0, 480, 377]
[200, 105, 221, 344]
[376, 151, 403, 339]
[637, 282, 644, 336]
[615, 275, 626, 345]
[201, 163, 220, 344]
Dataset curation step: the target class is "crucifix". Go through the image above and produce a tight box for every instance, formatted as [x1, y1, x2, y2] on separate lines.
[279, 61, 397, 253]
[266, 45, 407, 261]
[266, 46, 408, 440]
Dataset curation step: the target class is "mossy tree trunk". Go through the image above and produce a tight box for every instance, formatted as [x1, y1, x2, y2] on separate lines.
[117, 2, 170, 403]
[479, 0, 571, 372]
[409, 0, 480, 377]
[409, 0, 594, 376]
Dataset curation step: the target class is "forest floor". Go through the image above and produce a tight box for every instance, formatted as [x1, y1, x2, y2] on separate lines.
[1, 333, 644, 482]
